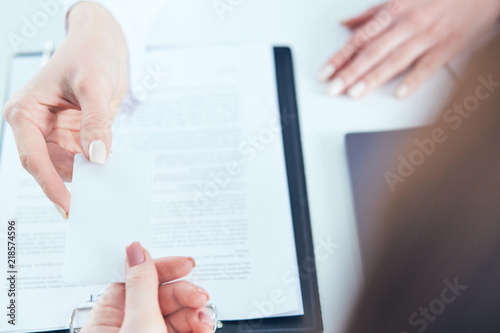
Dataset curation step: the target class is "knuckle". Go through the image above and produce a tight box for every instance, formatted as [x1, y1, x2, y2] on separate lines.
[340, 43, 357, 60]
[81, 111, 110, 132]
[20, 152, 46, 190]
[389, 41, 418, 66]
[388, 50, 407, 66]
[3, 98, 33, 124]
[125, 272, 146, 292]
[352, 30, 369, 46]
[73, 75, 112, 98]
[350, 26, 375, 47]
[3, 99, 15, 121]
[360, 46, 381, 61]
[18, 151, 31, 171]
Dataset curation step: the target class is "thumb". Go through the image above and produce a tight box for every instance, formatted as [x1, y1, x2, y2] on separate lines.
[79, 96, 113, 165]
[121, 242, 166, 332]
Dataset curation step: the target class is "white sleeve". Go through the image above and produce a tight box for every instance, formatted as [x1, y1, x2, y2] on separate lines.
[64, 0, 148, 111]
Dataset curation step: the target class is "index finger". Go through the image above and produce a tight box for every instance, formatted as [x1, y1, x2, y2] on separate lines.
[5, 106, 71, 218]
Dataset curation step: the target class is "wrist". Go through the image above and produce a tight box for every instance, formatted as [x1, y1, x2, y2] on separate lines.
[66, 2, 127, 53]
[68, 2, 114, 31]
[57, 1, 129, 106]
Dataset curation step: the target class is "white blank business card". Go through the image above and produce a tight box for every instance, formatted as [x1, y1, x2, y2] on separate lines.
[64, 152, 154, 283]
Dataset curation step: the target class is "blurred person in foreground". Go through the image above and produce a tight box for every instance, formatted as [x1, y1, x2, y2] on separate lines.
[344, 37, 500, 332]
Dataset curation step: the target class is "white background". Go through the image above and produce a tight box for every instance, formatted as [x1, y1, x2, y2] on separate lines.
[1, 0, 497, 331]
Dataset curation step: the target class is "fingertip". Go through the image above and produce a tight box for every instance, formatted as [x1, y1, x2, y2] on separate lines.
[197, 309, 214, 332]
[318, 63, 336, 82]
[340, 18, 357, 29]
[395, 83, 410, 99]
[347, 81, 367, 99]
[195, 285, 210, 302]
[123, 244, 160, 322]
[124, 244, 156, 282]
[176, 283, 209, 308]
[327, 77, 345, 97]
[54, 203, 68, 219]
[126, 241, 146, 267]
[187, 256, 196, 268]
[49, 183, 71, 219]
[88, 140, 107, 164]
[143, 248, 154, 261]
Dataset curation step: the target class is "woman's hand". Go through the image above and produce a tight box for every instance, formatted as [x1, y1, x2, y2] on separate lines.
[318, 0, 500, 99]
[3, 2, 129, 218]
[81, 242, 214, 333]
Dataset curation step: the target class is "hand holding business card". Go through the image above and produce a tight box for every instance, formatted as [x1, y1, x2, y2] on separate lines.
[63, 153, 154, 283]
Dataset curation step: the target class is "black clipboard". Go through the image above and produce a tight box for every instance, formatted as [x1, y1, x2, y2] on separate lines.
[5, 47, 323, 333]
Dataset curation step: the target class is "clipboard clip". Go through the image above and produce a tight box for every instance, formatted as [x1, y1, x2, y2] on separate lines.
[69, 303, 223, 332]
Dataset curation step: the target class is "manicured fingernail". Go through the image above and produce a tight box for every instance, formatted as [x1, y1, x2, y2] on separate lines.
[348, 81, 367, 99]
[187, 257, 196, 267]
[54, 204, 68, 220]
[196, 285, 210, 300]
[126, 241, 145, 267]
[89, 140, 107, 165]
[198, 310, 213, 329]
[395, 84, 409, 99]
[327, 78, 344, 96]
[317, 63, 336, 82]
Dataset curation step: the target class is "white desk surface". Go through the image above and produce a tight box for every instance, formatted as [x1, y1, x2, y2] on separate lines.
[0, 1, 463, 331]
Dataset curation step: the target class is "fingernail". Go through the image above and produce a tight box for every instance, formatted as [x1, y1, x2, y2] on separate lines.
[126, 241, 145, 267]
[395, 84, 409, 99]
[327, 78, 345, 96]
[198, 310, 213, 329]
[54, 204, 68, 220]
[317, 63, 336, 82]
[196, 285, 210, 300]
[348, 81, 367, 99]
[187, 257, 196, 267]
[89, 140, 107, 165]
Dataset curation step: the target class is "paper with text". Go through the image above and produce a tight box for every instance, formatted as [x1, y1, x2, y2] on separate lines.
[111, 44, 303, 320]
[64, 153, 153, 283]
